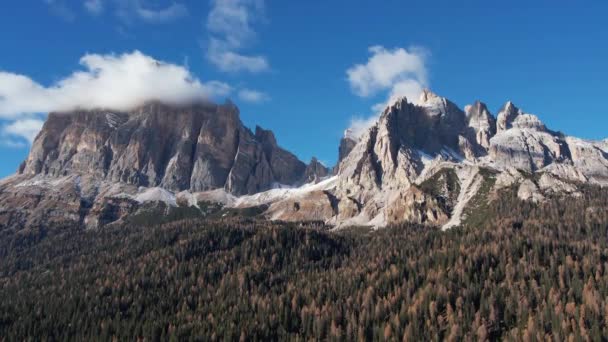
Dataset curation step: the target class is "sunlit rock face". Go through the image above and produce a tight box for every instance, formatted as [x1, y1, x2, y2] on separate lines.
[465, 101, 496, 151]
[275, 91, 608, 228]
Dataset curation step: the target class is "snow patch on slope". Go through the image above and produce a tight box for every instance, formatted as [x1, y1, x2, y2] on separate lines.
[600, 139, 608, 153]
[134, 187, 177, 206]
[15, 175, 75, 188]
[195, 189, 237, 206]
[105, 112, 125, 129]
[442, 166, 483, 230]
[235, 176, 338, 208]
[417, 149, 434, 168]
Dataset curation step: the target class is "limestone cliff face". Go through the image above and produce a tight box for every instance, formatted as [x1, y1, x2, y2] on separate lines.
[338, 131, 357, 164]
[465, 101, 496, 151]
[496, 101, 522, 133]
[489, 106, 571, 172]
[325, 90, 475, 226]
[265, 90, 608, 229]
[254, 126, 308, 185]
[3, 91, 608, 231]
[302, 158, 330, 183]
[336, 90, 470, 195]
[19, 101, 315, 196]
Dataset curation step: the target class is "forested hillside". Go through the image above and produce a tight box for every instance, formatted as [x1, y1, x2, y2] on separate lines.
[1, 186, 607, 341]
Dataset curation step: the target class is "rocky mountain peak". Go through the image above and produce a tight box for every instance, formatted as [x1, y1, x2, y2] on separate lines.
[19, 102, 311, 196]
[303, 157, 330, 183]
[342, 128, 357, 141]
[419, 88, 441, 104]
[466, 101, 490, 116]
[465, 101, 497, 150]
[338, 130, 358, 165]
[255, 125, 278, 147]
[510, 113, 547, 131]
[496, 101, 522, 132]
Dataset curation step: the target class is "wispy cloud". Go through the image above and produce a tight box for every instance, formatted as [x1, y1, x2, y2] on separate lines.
[1, 119, 45, 144]
[347, 115, 380, 141]
[345, 46, 430, 138]
[44, 0, 76, 21]
[0, 138, 27, 148]
[238, 88, 269, 103]
[84, 0, 104, 15]
[205, 0, 269, 73]
[47, 0, 188, 23]
[0, 50, 231, 119]
[134, 1, 188, 23]
[110, 0, 190, 25]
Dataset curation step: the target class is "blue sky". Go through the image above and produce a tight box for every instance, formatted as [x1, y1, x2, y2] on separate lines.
[0, 1, 607, 178]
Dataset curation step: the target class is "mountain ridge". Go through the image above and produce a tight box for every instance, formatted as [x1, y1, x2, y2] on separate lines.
[1, 90, 606, 230]
[260, 90, 608, 228]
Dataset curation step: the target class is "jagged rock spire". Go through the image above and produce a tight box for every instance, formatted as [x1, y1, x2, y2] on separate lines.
[466, 101, 496, 149]
[496, 101, 521, 133]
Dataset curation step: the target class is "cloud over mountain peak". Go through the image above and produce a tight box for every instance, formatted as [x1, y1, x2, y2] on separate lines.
[0, 50, 229, 118]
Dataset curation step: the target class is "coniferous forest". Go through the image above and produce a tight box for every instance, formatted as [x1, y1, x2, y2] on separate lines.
[1, 186, 608, 341]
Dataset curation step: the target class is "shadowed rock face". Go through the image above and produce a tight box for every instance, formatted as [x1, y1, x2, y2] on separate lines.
[19, 101, 315, 196]
[302, 157, 330, 183]
[338, 134, 357, 164]
[254, 126, 307, 185]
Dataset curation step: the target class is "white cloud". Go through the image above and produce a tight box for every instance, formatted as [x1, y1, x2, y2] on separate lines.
[208, 43, 269, 73]
[347, 115, 380, 140]
[2, 119, 45, 144]
[0, 138, 27, 148]
[345, 46, 430, 138]
[202, 81, 233, 98]
[84, 0, 104, 15]
[206, 0, 269, 73]
[384, 79, 426, 108]
[0, 50, 231, 119]
[238, 88, 269, 103]
[347, 46, 427, 97]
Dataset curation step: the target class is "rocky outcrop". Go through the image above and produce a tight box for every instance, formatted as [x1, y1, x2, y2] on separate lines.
[295, 91, 473, 227]
[19, 101, 312, 196]
[259, 91, 607, 229]
[600, 139, 608, 153]
[565, 137, 608, 184]
[488, 103, 571, 172]
[496, 101, 522, 133]
[302, 158, 330, 183]
[254, 126, 307, 185]
[338, 130, 357, 165]
[465, 101, 496, 151]
[385, 186, 450, 226]
[0, 101, 323, 229]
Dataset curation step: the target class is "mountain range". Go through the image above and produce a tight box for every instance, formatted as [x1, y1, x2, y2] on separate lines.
[1, 90, 607, 230]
